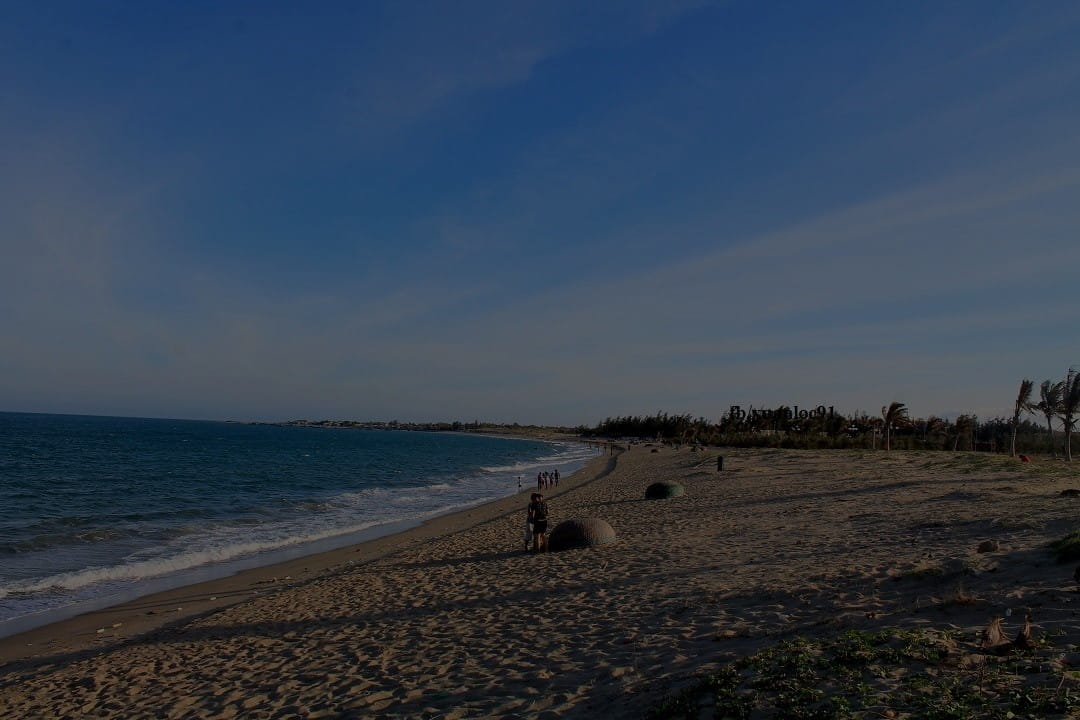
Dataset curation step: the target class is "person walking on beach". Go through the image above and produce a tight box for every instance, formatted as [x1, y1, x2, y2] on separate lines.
[553, 469, 559, 488]
[537, 471, 543, 491]
[528, 493, 549, 552]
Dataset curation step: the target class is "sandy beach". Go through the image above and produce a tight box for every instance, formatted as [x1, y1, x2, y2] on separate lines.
[4, 446, 1080, 718]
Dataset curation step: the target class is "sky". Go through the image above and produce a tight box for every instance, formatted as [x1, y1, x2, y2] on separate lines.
[2, 1, 1079, 425]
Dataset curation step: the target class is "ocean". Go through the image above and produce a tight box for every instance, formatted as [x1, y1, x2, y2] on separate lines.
[0, 412, 594, 637]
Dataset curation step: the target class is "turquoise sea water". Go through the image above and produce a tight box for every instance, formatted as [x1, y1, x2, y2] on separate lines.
[0, 412, 592, 636]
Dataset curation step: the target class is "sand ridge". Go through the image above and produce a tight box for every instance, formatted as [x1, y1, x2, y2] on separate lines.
[3, 447, 1080, 718]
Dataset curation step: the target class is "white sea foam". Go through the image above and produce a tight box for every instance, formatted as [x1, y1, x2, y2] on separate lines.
[0, 495, 491, 601]
[0, 426, 591, 637]
[480, 443, 594, 473]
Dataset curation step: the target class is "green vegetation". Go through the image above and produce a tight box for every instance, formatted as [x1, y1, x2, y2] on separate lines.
[1050, 529, 1080, 563]
[1011, 379, 1035, 457]
[583, 410, 1053, 454]
[278, 418, 577, 437]
[1036, 380, 1064, 457]
[585, 368, 1080, 458]
[899, 560, 948, 581]
[645, 627, 1078, 720]
[1063, 370, 1080, 462]
[881, 401, 908, 452]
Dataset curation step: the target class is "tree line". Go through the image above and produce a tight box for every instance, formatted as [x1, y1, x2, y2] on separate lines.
[579, 368, 1080, 459]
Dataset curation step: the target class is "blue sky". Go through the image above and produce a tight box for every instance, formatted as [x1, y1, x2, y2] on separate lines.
[2, 1, 1079, 424]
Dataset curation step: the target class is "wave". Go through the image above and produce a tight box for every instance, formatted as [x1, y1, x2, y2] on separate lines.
[0, 425, 592, 630]
[0, 526, 144, 554]
[480, 444, 595, 473]
[0, 498, 488, 600]
[480, 461, 549, 473]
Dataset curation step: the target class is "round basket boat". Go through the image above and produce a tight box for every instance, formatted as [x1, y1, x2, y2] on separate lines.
[547, 518, 616, 552]
[645, 481, 685, 499]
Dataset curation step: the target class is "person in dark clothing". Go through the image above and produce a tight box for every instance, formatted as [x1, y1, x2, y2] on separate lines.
[523, 493, 535, 551]
[528, 493, 549, 552]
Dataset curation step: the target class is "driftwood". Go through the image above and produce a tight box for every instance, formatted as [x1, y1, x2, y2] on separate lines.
[1013, 615, 1035, 650]
[981, 617, 1009, 648]
[982, 615, 1036, 654]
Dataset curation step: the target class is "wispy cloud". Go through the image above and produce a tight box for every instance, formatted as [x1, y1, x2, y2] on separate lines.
[384, 130, 1080, 421]
[337, 0, 713, 140]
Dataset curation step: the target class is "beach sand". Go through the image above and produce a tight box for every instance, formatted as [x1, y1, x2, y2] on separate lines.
[3, 446, 1080, 718]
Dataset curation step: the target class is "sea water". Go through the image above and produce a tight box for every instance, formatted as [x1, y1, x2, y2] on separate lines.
[0, 412, 594, 636]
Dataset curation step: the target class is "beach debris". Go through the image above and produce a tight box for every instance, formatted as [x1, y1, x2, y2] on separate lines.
[1013, 614, 1035, 650]
[547, 518, 616, 552]
[1060, 489, 1080, 497]
[95, 628, 105, 634]
[981, 615, 1038, 654]
[977, 539, 1000, 553]
[645, 481, 685, 499]
[902, 558, 965, 581]
[948, 583, 978, 606]
[981, 617, 1009, 648]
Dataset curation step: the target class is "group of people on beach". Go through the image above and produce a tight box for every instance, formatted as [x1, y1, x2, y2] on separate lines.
[516, 469, 560, 491]
[537, 469, 559, 490]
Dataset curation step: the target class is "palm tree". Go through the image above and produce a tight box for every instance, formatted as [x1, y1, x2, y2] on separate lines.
[1035, 379, 1063, 456]
[1063, 369, 1080, 462]
[924, 415, 947, 449]
[881, 401, 908, 451]
[1010, 379, 1035, 457]
[952, 414, 975, 451]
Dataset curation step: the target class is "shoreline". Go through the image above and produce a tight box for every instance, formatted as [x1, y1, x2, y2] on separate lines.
[6, 446, 1079, 718]
[0, 445, 616, 666]
[0, 428, 602, 646]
